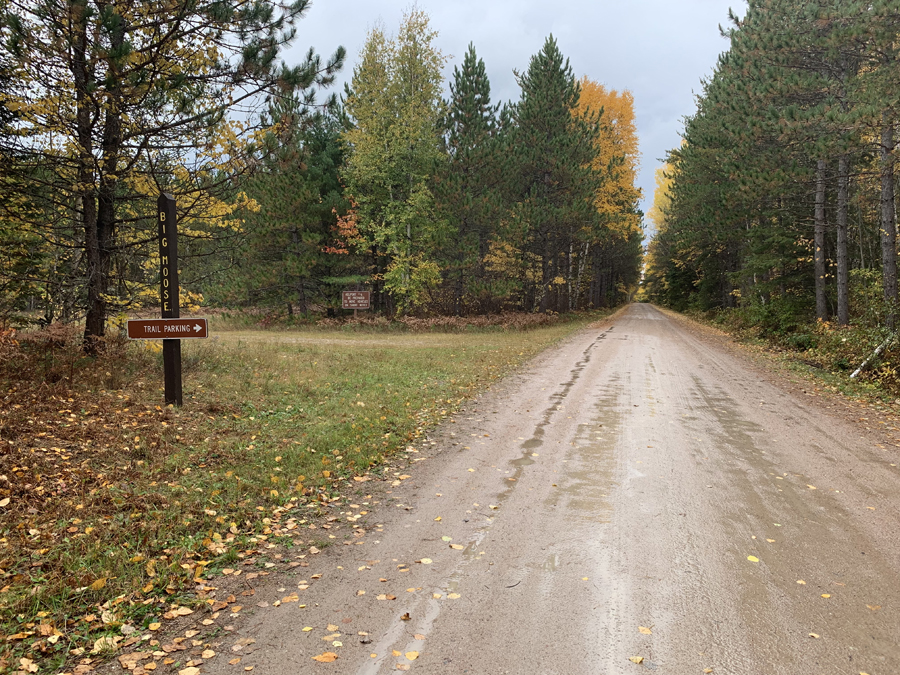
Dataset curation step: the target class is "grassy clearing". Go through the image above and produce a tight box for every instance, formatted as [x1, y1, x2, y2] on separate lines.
[0, 311, 609, 673]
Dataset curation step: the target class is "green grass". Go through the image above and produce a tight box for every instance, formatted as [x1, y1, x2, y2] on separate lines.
[0, 311, 610, 673]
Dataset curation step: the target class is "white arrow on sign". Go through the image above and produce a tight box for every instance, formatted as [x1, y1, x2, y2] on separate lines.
[194, 324, 202, 332]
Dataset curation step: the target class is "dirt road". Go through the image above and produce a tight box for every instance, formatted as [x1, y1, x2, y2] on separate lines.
[211, 304, 900, 675]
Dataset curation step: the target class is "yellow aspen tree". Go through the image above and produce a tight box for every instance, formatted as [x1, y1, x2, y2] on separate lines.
[572, 77, 643, 307]
[576, 78, 642, 236]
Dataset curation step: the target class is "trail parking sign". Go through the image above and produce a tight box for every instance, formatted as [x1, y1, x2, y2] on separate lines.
[127, 318, 208, 339]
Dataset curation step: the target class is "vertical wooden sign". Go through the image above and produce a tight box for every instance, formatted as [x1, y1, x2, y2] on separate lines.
[158, 193, 183, 406]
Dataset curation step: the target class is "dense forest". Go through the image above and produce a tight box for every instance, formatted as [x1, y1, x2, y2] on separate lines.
[644, 0, 900, 356]
[0, 4, 643, 343]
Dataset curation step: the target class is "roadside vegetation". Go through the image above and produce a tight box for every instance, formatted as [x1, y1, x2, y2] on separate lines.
[0, 311, 607, 674]
[640, 1, 900, 398]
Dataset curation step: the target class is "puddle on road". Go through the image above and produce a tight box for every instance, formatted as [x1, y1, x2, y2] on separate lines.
[687, 376, 765, 459]
[357, 327, 615, 675]
[548, 376, 622, 520]
[540, 553, 560, 572]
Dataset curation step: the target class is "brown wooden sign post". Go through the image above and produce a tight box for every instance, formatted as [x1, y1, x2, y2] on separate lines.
[158, 193, 182, 406]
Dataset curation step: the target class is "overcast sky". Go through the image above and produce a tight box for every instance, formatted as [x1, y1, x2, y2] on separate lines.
[287, 0, 747, 235]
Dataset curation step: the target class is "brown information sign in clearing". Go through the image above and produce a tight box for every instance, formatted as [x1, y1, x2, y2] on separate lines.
[342, 291, 371, 310]
[127, 318, 208, 340]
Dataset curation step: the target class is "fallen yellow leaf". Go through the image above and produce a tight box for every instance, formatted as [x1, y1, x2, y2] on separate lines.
[178, 668, 200, 675]
[629, 656, 644, 664]
[90, 578, 107, 591]
[419, 558, 433, 565]
[327, 624, 339, 632]
[447, 593, 461, 599]
[406, 651, 419, 661]
[796, 580, 806, 585]
[450, 544, 464, 550]
[148, 622, 161, 631]
[809, 633, 820, 638]
[747, 556, 759, 563]
[312, 652, 338, 663]
[638, 626, 652, 635]
[229, 658, 241, 665]
[821, 594, 831, 598]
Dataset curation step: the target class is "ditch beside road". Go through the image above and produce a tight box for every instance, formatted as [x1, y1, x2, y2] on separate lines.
[206, 303, 900, 674]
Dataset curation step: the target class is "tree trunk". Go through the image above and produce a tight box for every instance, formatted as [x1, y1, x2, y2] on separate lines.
[83, 11, 126, 351]
[574, 242, 589, 311]
[815, 159, 828, 321]
[455, 217, 466, 315]
[539, 236, 551, 313]
[73, 11, 104, 351]
[880, 114, 898, 325]
[371, 244, 381, 313]
[836, 154, 850, 325]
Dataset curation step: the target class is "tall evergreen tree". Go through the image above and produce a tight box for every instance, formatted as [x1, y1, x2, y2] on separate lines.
[506, 35, 600, 312]
[438, 43, 503, 314]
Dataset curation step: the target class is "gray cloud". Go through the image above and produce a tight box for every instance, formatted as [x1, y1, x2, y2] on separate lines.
[288, 0, 745, 228]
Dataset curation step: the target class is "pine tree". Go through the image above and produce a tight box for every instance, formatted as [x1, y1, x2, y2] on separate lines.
[212, 106, 351, 313]
[438, 43, 503, 314]
[506, 35, 600, 312]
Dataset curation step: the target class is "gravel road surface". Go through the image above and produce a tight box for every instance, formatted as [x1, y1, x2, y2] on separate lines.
[209, 304, 900, 675]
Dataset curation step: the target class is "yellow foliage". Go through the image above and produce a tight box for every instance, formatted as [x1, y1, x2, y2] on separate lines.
[647, 162, 674, 234]
[575, 78, 642, 237]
